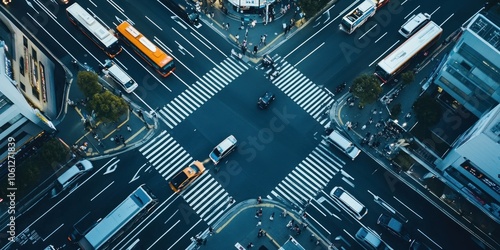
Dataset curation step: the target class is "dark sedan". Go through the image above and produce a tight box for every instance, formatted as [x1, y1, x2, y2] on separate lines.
[258, 92, 275, 109]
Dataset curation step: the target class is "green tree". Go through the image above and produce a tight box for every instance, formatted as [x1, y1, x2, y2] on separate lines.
[77, 71, 101, 98]
[298, 0, 329, 19]
[40, 138, 69, 165]
[351, 74, 382, 106]
[412, 95, 442, 127]
[401, 71, 415, 85]
[390, 103, 402, 120]
[88, 91, 128, 122]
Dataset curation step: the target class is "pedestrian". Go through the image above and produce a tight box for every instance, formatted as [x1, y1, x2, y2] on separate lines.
[281, 208, 287, 217]
[247, 242, 254, 248]
[127, 125, 132, 132]
[253, 45, 258, 55]
[260, 35, 266, 46]
[209, 226, 213, 236]
[286, 220, 292, 228]
[256, 220, 261, 227]
[361, 125, 367, 130]
[302, 223, 308, 229]
[239, 21, 245, 30]
[251, 19, 256, 28]
[235, 34, 240, 45]
[211, 11, 214, 18]
[269, 212, 274, 221]
[257, 196, 262, 204]
[258, 208, 263, 216]
[225, 22, 230, 30]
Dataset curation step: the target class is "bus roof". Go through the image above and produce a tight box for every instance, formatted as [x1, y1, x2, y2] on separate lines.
[377, 21, 443, 74]
[66, 3, 118, 48]
[116, 21, 173, 67]
[83, 186, 154, 249]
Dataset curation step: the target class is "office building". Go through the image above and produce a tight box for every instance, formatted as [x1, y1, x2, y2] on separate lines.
[434, 13, 500, 118]
[437, 103, 500, 223]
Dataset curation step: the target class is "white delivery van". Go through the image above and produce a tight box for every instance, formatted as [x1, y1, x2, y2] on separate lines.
[325, 130, 361, 160]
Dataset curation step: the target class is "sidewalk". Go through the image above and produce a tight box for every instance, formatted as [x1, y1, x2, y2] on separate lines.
[188, 198, 335, 250]
[199, 0, 307, 60]
[54, 57, 158, 161]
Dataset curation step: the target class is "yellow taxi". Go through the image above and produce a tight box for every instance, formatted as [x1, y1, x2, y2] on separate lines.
[169, 161, 205, 193]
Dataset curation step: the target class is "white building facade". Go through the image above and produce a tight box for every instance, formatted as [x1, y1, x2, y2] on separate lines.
[437, 104, 500, 223]
[434, 14, 500, 118]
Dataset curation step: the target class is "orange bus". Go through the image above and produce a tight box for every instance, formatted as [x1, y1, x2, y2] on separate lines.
[116, 21, 175, 77]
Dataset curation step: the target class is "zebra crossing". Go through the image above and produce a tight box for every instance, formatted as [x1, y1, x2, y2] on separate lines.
[139, 130, 231, 225]
[267, 141, 345, 207]
[158, 57, 250, 129]
[265, 56, 335, 126]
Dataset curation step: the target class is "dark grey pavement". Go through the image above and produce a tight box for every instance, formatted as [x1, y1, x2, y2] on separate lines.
[190, 199, 334, 250]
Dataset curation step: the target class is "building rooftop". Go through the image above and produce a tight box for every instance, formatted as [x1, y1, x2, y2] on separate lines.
[466, 14, 500, 52]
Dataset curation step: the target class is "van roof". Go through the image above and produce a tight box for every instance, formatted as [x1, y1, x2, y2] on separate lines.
[402, 13, 430, 32]
[57, 160, 93, 184]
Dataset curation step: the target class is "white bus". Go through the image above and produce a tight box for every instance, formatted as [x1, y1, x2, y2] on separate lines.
[77, 185, 158, 250]
[105, 63, 138, 93]
[339, 0, 376, 34]
[325, 130, 361, 160]
[66, 3, 121, 58]
[330, 186, 368, 220]
[375, 21, 443, 84]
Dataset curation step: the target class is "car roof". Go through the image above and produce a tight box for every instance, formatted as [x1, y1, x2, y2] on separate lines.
[183, 161, 205, 177]
[217, 135, 237, 151]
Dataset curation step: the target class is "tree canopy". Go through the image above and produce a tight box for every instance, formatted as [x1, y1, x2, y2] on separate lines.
[88, 91, 128, 123]
[77, 71, 101, 98]
[412, 95, 442, 127]
[401, 71, 415, 85]
[299, 0, 329, 19]
[351, 74, 382, 106]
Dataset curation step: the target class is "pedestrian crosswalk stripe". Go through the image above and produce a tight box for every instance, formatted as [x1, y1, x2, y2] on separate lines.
[217, 64, 236, 79]
[277, 184, 303, 206]
[205, 73, 224, 89]
[289, 171, 317, 193]
[270, 60, 334, 126]
[190, 84, 210, 100]
[140, 131, 169, 154]
[268, 144, 345, 207]
[212, 67, 232, 82]
[287, 173, 316, 196]
[140, 131, 232, 224]
[177, 94, 196, 112]
[319, 142, 346, 165]
[280, 180, 310, 203]
[296, 163, 324, 188]
[180, 92, 199, 110]
[155, 57, 249, 129]
[283, 177, 315, 198]
[283, 74, 307, 94]
[302, 160, 331, 182]
[183, 90, 204, 106]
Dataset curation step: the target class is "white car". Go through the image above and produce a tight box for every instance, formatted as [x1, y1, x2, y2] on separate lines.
[209, 135, 237, 165]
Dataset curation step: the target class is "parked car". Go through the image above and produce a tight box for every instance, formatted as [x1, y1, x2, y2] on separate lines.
[257, 92, 275, 109]
[377, 213, 412, 242]
[209, 135, 237, 165]
[169, 161, 205, 193]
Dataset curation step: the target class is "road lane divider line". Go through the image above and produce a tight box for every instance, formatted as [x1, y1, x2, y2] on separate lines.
[393, 196, 423, 219]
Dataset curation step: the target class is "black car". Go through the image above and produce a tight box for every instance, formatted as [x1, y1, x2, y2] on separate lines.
[377, 213, 412, 242]
[258, 92, 275, 109]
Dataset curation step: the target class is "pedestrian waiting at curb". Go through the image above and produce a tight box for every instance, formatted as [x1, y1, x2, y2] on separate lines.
[269, 212, 274, 221]
[256, 220, 261, 227]
[257, 196, 262, 204]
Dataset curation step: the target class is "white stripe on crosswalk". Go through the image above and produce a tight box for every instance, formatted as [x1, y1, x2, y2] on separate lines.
[140, 131, 233, 224]
[270, 60, 334, 126]
[268, 144, 345, 208]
